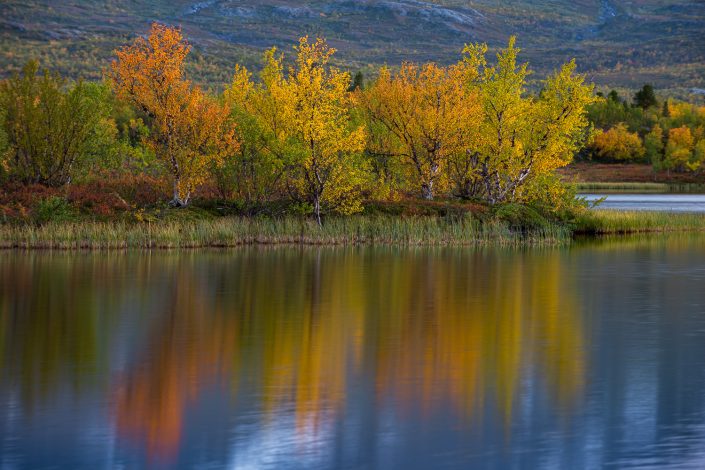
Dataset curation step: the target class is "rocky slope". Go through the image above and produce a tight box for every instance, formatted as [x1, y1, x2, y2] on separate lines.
[1, 0, 704, 95]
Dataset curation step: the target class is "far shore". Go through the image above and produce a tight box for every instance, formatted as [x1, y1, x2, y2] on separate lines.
[559, 162, 705, 186]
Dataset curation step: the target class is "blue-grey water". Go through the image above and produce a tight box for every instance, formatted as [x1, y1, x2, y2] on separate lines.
[2, 236, 705, 469]
[583, 194, 705, 212]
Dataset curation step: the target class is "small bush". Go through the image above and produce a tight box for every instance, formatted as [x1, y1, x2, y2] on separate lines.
[68, 184, 129, 217]
[34, 196, 76, 225]
[493, 203, 549, 231]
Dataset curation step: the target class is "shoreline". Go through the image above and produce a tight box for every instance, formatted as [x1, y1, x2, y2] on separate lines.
[0, 217, 570, 249]
[558, 163, 705, 186]
[1, 211, 705, 250]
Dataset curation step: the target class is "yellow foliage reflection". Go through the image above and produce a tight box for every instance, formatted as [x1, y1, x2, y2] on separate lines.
[0, 248, 587, 461]
[113, 249, 585, 459]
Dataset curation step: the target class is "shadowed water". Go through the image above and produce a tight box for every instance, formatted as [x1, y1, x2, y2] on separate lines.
[583, 194, 705, 212]
[1, 237, 705, 469]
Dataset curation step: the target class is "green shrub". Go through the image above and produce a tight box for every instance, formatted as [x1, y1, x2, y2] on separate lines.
[493, 203, 549, 231]
[34, 196, 76, 225]
[0, 61, 114, 186]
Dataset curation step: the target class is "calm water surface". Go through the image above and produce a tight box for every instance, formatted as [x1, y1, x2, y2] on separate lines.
[583, 193, 705, 212]
[2, 237, 705, 469]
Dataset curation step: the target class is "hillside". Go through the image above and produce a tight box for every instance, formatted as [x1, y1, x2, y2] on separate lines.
[1, 0, 704, 96]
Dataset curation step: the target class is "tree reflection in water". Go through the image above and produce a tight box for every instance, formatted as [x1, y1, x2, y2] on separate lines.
[0, 247, 587, 464]
[5, 238, 702, 469]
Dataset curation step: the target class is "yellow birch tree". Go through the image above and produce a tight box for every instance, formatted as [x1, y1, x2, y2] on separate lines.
[359, 62, 480, 200]
[223, 49, 291, 202]
[461, 37, 596, 204]
[229, 37, 366, 224]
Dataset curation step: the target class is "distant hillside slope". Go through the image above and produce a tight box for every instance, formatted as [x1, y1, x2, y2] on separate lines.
[1, 0, 704, 96]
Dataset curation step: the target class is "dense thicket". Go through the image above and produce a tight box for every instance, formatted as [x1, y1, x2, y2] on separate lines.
[11, 23, 700, 223]
[587, 85, 705, 172]
[0, 61, 113, 186]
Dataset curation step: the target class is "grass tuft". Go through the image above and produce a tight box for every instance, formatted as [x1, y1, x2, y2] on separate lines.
[0, 215, 570, 249]
[574, 182, 705, 193]
[574, 210, 705, 234]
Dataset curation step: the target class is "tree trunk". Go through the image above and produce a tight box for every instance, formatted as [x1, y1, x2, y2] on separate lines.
[421, 181, 434, 200]
[313, 193, 322, 227]
[170, 178, 188, 207]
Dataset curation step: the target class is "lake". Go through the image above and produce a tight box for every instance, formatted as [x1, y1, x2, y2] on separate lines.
[582, 194, 705, 212]
[2, 237, 705, 469]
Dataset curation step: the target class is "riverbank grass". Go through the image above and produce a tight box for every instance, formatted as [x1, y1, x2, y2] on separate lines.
[0, 216, 571, 249]
[575, 210, 705, 234]
[575, 182, 670, 192]
[3, 207, 705, 249]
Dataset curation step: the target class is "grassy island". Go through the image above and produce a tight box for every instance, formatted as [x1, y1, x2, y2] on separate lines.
[2, 25, 704, 250]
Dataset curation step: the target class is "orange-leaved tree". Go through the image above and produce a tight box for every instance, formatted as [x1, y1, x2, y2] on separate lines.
[110, 23, 238, 206]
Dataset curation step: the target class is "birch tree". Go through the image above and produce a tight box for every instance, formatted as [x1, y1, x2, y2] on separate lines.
[359, 62, 480, 200]
[110, 23, 238, 206]
[229, 37, 366, 224]
[462, 37, 596, 204]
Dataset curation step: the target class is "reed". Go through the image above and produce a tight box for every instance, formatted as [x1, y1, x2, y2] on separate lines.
[575, 210, 705, 234]
[0, 216, 571, 249]
[5, 209, 704, 250]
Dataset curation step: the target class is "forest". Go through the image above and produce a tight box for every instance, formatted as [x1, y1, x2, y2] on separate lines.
[586, 86, 705, 172]
[0, 23, 703, 232]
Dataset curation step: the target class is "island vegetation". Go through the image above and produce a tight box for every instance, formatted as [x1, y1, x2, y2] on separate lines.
[1, 23, 704, 248]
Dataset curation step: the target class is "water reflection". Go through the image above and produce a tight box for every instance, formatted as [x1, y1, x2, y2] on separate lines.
[114, 268, 238, 464]
[1, 237, 705, 469]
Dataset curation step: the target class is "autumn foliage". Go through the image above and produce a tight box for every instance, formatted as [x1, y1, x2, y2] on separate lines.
[109, 23, 239, 206]
[592, 124, 645, 162]
[1, 24, 608, 222]
[459, 38, 596, 204]
[664, 126, 698, 172]
[587, 92, 705, 173]
[227, 38, 367, 224]
[359, 61, 480, 200]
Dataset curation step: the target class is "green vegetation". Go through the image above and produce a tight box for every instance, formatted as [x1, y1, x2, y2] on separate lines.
[634, 84, 658, 110]
[0, 61, 114, 186]
[2, 0, 705, 95]
[2, 207, 704, 249]
[0, 216, 571, 249]
[1, 23, 704, 249]
[586, 87, 705, 173]
[575, 210, 705, 235]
